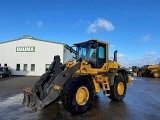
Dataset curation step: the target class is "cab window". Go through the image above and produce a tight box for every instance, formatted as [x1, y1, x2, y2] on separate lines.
[97, 44, 106, 68]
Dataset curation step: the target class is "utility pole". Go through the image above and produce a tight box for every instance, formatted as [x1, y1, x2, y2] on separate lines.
[147, 55, 151, 65]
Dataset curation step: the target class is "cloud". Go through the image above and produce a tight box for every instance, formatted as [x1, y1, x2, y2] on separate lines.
[109, 53, 134, 67]
[146, 51, 157, 57]
[143, 34, 151, 41]
[145, 51, 157, 64]
[109, 53, 124, 61]
[110, 51, 159, 67]
[149, 52, 157, 56]
[110, 44, 115, 48]
[87, 18, 114, 33]
[76, 19, 83, 26]
[133, 51, 158, 66]
[109, 51, 148, 67]
[118, 53, 124, 59]
[156, 58, 160, 63]
[37, 20, 43, 27]
[75, 19, 90, 27]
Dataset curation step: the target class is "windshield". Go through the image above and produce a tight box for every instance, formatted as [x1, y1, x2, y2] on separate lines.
[76, 43, 96, 61]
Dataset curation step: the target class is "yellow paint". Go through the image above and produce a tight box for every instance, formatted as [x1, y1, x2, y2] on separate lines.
[93, 79, 101, 93]
[93, 75, 110, 92]
[54, 85, 61, 90]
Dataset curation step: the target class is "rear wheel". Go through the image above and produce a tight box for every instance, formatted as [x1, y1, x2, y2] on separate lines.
[61, 76, 95, 114]
[153, 72, 160, 78]
[108, 72, 127, 101]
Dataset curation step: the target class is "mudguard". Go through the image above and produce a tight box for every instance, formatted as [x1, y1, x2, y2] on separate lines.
[106, 68, 127, 86]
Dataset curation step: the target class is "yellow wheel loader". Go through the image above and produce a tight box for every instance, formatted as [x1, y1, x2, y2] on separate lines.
[148, 64, 160, 78]
[138, 64, 160, 78]
[22, 40, 132, 114]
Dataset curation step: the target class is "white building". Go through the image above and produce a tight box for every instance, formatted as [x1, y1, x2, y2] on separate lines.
[0, 35, 75, 76]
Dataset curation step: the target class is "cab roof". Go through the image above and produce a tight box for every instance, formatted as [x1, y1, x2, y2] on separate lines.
[73, 39, 109, 46]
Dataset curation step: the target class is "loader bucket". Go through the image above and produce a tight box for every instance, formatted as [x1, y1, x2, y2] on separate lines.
[22, 86, 44, 112]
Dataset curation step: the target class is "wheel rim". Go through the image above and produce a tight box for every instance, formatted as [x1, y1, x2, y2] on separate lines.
[76, 86, 89, 105]
[154, 73, 159, 78]
[117, 82, 124, 95]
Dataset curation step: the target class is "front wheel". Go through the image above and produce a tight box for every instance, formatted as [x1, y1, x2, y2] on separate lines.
[61, 76, 95, 114]
[108, 72, 127, 101]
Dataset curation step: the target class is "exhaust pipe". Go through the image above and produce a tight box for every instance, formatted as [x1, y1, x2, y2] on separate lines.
[113, 50, 118, 62]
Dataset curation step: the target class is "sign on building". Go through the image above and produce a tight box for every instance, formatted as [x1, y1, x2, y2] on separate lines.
[16, 46, 35, 52]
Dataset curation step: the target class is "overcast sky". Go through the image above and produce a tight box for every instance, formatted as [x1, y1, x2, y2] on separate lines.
[0, 0, 160, 67]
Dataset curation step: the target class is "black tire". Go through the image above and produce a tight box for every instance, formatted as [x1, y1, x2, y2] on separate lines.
[108, 72, 127, 101]
[61, 76, 95, 114]
[153, 72, 160, 78]
[8, 74, 11, 77]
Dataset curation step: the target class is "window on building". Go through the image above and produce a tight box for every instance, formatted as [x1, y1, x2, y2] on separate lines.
[31, 64, 35, 71]
[45, 64, 51, 72]
[16, 64, 20, 71]
[4, 64, 7, 66]
[23, 64, 27, 71]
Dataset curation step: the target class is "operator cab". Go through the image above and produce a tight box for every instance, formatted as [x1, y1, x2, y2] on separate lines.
[74, 40, 109, 68]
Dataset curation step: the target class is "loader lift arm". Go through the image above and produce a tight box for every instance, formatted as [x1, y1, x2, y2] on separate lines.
[22, 55, 80, 111]
[34, 55, 62, 100]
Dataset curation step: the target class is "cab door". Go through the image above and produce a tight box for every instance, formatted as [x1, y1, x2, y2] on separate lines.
[97, 43, 106, 68]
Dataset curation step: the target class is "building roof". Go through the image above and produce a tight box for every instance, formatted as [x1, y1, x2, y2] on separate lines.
[0, 35, 66, 45]
[0, 35, 76, 53]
